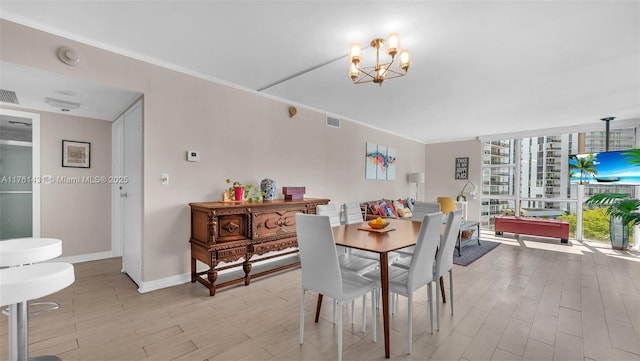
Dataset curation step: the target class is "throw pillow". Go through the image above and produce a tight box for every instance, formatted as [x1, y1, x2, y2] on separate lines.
[398, 208, 412, 218]
[383, 199, 399, 217]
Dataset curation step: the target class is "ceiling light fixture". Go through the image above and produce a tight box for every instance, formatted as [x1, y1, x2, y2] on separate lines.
[348, 33, 411, 86]
[45, 97, 80, 112]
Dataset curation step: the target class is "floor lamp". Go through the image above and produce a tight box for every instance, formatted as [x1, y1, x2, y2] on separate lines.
[408, 172, 425, 201]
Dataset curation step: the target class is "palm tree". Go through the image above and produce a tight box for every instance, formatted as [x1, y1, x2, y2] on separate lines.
[570, 153, 598, 184]
[585, 193, 640, 229]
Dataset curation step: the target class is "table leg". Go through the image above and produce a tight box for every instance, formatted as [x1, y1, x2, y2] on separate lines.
[314, 294, 323, 322]
[17, 301, 28, 361]
[440, 276, 446, 303]
[380, 253, 390, 358]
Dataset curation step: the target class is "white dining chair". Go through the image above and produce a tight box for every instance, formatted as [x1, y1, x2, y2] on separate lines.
[434, 209, 463, 330]
[314, 204, 378, 326]
[395, 201, 442, 260]
[316, 203, 378, 274]
[362, 212, 442, 354]
[342, 202, 364, 225]
[342, 202, 401, 263]
[316, 204, 342, 227]
[296, 213, 377, 361]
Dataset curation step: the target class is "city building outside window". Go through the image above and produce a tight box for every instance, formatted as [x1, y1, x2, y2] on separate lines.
[480, 128, 636, 246]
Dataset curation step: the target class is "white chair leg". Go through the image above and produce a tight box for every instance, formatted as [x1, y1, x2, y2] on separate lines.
[361, 294, 366, 332]
[300, 289, 305, 344]
[391, 292, 395, 315]
[449, 269, 454, 315]
[427, 282, 433, 334]
[408, 293, 413, 354]
[371, 291, 376, 342]
[352, 300, 355, 325]
[337, 303, 343, 361]
[436, 278, 441, 331]
[333, 300, 336, 324]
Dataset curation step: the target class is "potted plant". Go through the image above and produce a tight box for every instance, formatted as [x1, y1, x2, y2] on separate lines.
[225, 179, 265, 202]
[585, 192, 639, 250]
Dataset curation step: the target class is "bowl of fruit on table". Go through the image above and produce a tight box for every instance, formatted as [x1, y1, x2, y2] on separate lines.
[368, 217, 389, 229]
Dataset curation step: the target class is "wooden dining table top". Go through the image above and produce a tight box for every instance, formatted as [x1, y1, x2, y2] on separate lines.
[332, 218, 444, 253]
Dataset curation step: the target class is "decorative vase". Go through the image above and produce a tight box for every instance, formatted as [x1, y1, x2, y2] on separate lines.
[260, 178, 276, 201]
[609, 216, 629, 250]
[233, 186, 244, 201]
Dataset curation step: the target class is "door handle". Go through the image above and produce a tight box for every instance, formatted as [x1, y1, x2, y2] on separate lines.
[120, 192, 128, 198]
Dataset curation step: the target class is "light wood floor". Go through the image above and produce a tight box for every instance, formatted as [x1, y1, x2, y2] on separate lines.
[2, 233, 639, 361]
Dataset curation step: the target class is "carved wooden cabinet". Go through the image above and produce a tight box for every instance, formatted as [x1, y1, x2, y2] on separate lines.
[189, 198, 329, 296]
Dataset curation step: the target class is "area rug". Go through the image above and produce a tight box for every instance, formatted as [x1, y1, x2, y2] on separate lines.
[453, 240, 500, 266]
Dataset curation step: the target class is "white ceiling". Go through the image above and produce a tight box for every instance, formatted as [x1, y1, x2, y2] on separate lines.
[0, 61, 141, 121]
[0, 1, 638, 143]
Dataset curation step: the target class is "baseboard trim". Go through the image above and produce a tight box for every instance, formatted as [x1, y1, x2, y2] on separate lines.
[55, 251, 114, 264]
[138, 252, 300, 294]
[50, 250, 300, 294]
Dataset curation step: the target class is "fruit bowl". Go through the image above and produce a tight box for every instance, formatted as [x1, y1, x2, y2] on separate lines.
[368, 220, 389, 229]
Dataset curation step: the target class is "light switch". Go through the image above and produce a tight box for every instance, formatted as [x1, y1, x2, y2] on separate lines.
[161, 173, 169, 186]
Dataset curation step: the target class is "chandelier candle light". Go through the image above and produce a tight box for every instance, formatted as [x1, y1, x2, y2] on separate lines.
[349, 33, 412, 85]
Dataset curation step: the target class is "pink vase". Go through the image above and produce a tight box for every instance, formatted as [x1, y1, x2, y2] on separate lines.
[233, 186, 244, 201]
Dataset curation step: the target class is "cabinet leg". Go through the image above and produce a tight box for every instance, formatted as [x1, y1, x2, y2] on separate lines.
[243, 260, 252, 286]
[207, 269, 218, 296]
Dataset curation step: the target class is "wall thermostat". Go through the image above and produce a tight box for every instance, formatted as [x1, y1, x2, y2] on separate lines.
[187, 150, 200, 162]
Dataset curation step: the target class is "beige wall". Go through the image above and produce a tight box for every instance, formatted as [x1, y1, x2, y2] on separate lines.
[425, 139, 482, 219]
[41, 111, 112, 256]
[1, 20, 426, 283]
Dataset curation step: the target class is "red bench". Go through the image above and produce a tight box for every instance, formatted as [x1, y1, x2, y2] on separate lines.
[494, 216, 569, 243]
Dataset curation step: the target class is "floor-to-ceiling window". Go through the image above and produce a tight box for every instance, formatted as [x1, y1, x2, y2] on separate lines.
[480, 127, 637, 247]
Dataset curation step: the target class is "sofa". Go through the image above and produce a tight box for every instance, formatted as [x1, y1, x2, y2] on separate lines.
[361, 198, 415, 220]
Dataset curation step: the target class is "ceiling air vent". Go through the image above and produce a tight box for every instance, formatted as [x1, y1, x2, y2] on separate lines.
[326, 116, 340, 128]
[0, 89, 19, 104]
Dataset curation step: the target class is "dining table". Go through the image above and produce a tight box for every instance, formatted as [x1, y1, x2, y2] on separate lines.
[324, 219, 445, 359]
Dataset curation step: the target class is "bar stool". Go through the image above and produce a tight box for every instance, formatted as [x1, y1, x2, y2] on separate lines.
[0, 238, 64, 361]
[0, 262, 75, 361]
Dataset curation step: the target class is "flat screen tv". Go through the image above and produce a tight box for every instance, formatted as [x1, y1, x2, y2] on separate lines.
[569, 149, 640, 185]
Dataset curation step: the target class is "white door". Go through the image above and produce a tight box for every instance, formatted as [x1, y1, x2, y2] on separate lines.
[115, 100, 143, 287]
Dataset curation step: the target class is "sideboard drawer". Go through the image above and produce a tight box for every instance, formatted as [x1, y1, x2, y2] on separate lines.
[252, 237, 298, 256]
[217, 214, 247, 242]
[252, 209, 300, 240]
[215, 245, 248, 262]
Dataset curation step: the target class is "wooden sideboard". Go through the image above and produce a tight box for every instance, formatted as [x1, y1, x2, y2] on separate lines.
[189, 198, 329, 296]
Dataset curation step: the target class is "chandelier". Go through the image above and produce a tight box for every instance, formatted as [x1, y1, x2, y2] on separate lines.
[348, 33, 412, 85]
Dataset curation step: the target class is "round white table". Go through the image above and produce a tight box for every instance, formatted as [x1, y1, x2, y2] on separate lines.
[0, 238, 69, 361]
[0, 238, 62, 267]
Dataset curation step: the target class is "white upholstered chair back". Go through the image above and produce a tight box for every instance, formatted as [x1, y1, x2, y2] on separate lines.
[411, 201, 441, 222]
[343, 202, 364, 225]
[316, 204, 341, 227]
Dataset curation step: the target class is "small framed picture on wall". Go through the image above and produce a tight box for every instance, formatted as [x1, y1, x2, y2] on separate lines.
[455, 157, 468, 180]
[62, 140, 91, 168]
